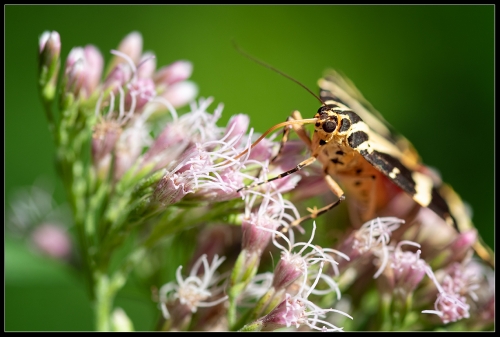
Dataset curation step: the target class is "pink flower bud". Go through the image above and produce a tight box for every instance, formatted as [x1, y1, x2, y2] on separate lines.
[223, 114, 249, 147]
[114, 123, 150, 180]
[247, 137, 274, 161]
[125, 77, 156, 112]
[154, 60, 193, 86]
[116, 31, 143, 65]
[39, 31, 61, 62]
[38, 31, 61, 100]
[161, 81, 198, 108]
[261, 294, 305, 330]
[65, 47, 85, 94]
[103, 63, 132, 93]
[137, 52, 156, 79]
[141, 124, 191, 171]
[272, 254, 305, 290]
[241, 213, 275, 256]
[443, 230, 477, 265]
[31, 223, 71, 259]
[64, 45, 103, 98]
[154, 173, 194, 207]
[82, 45, 103, 96]
[92, 120, 122, 179]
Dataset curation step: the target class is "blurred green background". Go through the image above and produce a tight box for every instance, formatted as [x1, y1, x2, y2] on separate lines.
[5, 5, 493, 331]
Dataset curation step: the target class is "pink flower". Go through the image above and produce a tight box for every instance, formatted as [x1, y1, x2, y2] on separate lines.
[422, 265, 471, 324]
[159, 254, 228, 318]
[260, 293, 352, 332]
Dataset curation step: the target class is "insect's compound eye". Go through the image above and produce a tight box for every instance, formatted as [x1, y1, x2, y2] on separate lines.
[322, 119, 337, 133]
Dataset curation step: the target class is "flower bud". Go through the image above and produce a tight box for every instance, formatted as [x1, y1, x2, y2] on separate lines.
[64, 47, 85, 96]
[272, 254, 305, 290]
[154, 60, 193, 87]
[92, 120, 122, 179]
[137, 51, 156, 79]
[39, 31, 61, 66]
[241, 213, 275, 256]
[125, 77, 156, 112]
[247, 137, 274, 161]
[38, 31, 61, 101]
[82, 45, 103, 97]
[64, 45, 103, 99]
[439, 230, 477, 267]
[103, 63, 132, 93]
[107, 31, 143, 73]
[153, 173, 194, 207]
[114, 122, 150, 181]
[223, 114, 249, 147]
[161, 81, 198, 108]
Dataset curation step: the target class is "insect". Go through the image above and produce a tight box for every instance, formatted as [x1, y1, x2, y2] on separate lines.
[232, 45, 494, 267]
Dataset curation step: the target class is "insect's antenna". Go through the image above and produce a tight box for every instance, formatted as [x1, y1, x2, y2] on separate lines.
[232, 40, 325, 106]
[233, 118, 317, 161]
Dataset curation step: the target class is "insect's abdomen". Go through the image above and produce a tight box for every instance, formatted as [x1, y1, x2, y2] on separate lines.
[319, 144, 403, 223]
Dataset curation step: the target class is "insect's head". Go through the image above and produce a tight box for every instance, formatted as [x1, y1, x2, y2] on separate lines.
[314, 104, 341, 137]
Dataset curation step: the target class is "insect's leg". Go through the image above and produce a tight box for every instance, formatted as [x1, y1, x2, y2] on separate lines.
[290, 110, 312, 149]
[290, 174, 345, 227]
[270, 110, 312, 164]
[269, 116, 294, 163]
[237, 155, 317, 192]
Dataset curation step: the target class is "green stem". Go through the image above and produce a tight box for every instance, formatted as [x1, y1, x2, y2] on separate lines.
[95, 271, 127, 331]
[95, 273, 112, 331]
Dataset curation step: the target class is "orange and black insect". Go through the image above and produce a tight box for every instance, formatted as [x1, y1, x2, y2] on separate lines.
[232, 44, 494, 267]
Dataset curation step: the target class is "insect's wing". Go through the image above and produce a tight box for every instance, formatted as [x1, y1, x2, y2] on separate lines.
[318, 69, 420, 168]
[345, 116, 455, 228]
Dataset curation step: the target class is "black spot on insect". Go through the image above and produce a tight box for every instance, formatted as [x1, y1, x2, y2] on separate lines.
[354, 181, 362, 186]
[322, 120, 337, 133]
[315, 122, 320, 127]
[336, 150, 344, 155]
[356, 169, 363, 175]
[319, 140, 327, 146]
[348, 131, 369, 148]
[339, 118, 351, 132]
[339, 110, 362, 124]
[371, 175, 376, 180]
[331, 158, 344, 165]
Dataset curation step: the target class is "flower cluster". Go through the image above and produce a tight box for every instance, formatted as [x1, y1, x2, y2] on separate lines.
[27, 30, 494, 332]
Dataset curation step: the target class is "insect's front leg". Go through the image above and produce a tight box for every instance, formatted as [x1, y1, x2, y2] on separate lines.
[237, 155, 318, 192]
[238, 110, 315, 192]
[270, 110, 312, 164]
[290, 174, 345, 227]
